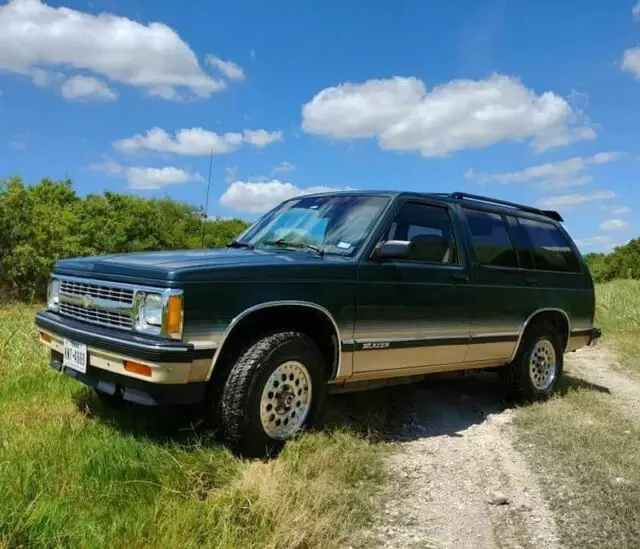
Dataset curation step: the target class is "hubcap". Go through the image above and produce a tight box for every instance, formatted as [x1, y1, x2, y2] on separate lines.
[529, 339, 557, 390]
[260, 360, 312, 440]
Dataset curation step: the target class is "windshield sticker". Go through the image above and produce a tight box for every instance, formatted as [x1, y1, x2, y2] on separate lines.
[337, 241, 351, 249]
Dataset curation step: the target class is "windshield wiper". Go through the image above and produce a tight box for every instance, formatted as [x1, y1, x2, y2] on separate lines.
[226, 240, 255, 250]
[264, 238, 325, 257]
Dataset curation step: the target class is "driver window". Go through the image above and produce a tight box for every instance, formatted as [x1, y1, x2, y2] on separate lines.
[383, 202, 459, 264]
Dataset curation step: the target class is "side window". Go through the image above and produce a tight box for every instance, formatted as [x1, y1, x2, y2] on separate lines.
[505, 215, 535, 270]
[463, 209, 518, 268]
[383, 202, 458, 264]
[517, 217, 581, 272]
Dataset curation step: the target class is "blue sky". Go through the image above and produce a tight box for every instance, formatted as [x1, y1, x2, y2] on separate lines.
[1, 0, 639, 252]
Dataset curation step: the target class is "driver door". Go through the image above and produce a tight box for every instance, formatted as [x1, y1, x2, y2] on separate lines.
[353, 199, 472, 376]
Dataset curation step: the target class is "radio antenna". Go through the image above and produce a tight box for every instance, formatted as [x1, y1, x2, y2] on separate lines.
[200, 148, 214, 248]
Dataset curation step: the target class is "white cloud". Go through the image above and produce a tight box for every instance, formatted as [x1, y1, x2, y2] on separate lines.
[220, 180, 343, 213]
[273, 161, 296, 173]
[622, 47, 640, 78]
[301, 74, 595, 157]
[600, 219, 628, 231]
[205, 55, 245, 81]
[574, 236, 614, 250]
[612, 205, 631, 215]
[465, 151, 622, 188]
[9, 141, 26, 151]
[61, 75, 117, 102]
[0, 0, 227, 101]
[633, 1, 640, 17]
[89, 157, 203, 190]
[114, 127, 282, 156]
[536, 191, 616, 209]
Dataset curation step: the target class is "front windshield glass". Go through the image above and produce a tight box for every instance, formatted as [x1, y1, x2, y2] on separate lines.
[238, 194, 391, 255]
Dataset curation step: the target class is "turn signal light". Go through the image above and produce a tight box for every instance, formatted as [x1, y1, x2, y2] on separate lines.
[40, 332, 51, 344]
[124, 361, 152, 378]
[166, 294, 183, 336]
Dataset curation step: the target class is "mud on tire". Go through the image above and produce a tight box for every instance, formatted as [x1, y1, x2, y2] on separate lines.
[499, 322, 563, 403]
[219, 331, 327, 458]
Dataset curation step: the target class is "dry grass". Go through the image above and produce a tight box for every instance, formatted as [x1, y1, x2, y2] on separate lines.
[514, 387, 640, 549]
[513, 281, 640, 549]
[0, 305, 387, 549]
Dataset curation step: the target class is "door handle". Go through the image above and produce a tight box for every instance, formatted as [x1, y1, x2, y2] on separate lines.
[451, 273, 470, 283]
[525, 277, 538, 286]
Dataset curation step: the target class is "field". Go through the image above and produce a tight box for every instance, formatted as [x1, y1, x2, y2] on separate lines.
[1, 280, 639, 548]
[0, 306, 386, 549]
[594, 279, 640, 375]
[513, 279, 640, 548]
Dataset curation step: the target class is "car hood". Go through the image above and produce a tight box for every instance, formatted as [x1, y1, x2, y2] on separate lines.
[53, 248, 351, 283]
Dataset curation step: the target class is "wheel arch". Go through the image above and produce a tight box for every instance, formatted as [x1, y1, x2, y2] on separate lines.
[509, 308, 571, 362]
[206, 301, 342, 382]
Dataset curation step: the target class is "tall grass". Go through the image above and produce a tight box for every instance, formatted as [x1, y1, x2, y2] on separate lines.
[595, 279, 640, 369]
[0, 306, 386, 549]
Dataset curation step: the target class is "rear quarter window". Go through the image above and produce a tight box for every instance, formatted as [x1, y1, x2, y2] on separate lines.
[516, 217, 581, 273]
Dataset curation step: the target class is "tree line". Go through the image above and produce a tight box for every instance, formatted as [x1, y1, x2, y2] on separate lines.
[583, 239, 640, 283]
[0, 177, 248, 301]
[1, 176, 637, 300]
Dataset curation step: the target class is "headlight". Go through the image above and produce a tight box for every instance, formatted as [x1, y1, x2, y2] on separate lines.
[134, 291, 183, 339]
[47, 279, 60, 311]
[142, 294, 163, 326]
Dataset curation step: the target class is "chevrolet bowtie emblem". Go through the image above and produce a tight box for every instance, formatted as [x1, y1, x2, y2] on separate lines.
[82, 294, 93, 308]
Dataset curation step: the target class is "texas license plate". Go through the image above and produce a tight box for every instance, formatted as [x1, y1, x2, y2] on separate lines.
[63, 339, 87, 374]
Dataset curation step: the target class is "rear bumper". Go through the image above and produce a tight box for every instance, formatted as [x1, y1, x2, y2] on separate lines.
[588, 326, 602, 346]
[49, 350, 206, 406]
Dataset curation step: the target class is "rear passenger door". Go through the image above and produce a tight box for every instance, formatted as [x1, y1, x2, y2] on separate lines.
[353, 199, 472, 375]
[459, 208, 543, 364]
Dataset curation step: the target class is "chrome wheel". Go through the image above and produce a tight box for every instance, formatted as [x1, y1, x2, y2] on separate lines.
[260, 360, 312, 440]
[529, 339, 557, 390]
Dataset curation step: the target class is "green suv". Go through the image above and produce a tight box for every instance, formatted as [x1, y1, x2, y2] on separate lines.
[35, 190, 601, 456]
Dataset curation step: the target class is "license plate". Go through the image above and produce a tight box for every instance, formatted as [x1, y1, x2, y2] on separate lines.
[63, 339, 87, 374]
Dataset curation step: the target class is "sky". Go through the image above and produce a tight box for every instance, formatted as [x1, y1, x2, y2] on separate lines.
[0, 0, 639, 253]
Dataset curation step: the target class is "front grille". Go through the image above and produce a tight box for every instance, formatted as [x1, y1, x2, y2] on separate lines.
[60, 280, 134, 305]
[59, 302, 133, 330]
[57, 278, 136, 331]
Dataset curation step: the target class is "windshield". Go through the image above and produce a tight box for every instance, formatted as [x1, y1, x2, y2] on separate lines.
[237, 194, 391, 255]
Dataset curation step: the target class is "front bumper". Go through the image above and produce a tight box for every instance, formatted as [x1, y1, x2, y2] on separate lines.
[49, 350, 207, 406]
[36, 310, 214, 406]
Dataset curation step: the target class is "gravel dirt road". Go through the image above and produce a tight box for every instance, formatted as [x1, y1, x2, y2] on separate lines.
[349, 344, 635, 549]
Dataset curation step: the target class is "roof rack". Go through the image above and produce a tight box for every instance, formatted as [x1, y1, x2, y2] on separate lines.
[448, 192, 564, 222]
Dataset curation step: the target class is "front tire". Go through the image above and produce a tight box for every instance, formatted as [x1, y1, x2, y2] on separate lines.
[219, 331, 327, 457]
[499, 322, 563, 403]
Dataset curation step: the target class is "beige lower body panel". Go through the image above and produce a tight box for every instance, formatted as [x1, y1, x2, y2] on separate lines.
[346, 358, 499, 383]
[354, 344, 467, 374]
[464, 341, 516, 363]
[39, 330, 209, 385]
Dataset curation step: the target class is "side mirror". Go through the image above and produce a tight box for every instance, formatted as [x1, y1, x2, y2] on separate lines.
[373, 240, 412, 260]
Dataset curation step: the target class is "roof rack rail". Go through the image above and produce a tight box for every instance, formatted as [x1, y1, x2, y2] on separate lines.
[448, 192, 564, 222]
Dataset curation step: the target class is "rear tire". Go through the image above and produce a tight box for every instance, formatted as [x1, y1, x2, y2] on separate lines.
[219, 331, 327, 458]
[499, 322, 563, 403]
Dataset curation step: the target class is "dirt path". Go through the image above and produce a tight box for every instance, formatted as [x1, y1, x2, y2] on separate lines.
[358, 373, 562, 549]
[355, 345, 636, 549]
[564, 345, 640, 422]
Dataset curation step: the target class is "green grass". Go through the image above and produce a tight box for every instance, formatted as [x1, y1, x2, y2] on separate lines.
[595, 279, 640, 372]
[0, 305, 387, 549]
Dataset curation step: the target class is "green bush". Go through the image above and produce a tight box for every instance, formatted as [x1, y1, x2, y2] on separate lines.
[0, 177, 248, 301]
[584, 239, 640, 283]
